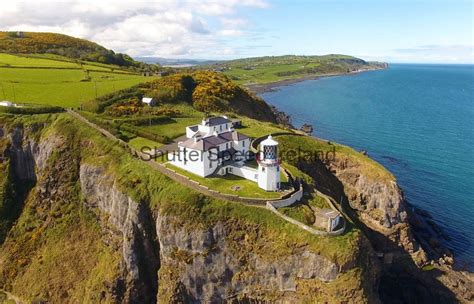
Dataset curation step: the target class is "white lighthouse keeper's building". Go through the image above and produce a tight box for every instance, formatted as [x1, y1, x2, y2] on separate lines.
[257, 135, 281, 191]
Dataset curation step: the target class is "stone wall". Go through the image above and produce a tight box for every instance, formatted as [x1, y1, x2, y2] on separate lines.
[268, 187, 303, 208]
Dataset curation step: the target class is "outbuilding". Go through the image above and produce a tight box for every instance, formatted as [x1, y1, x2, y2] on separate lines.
[0, 101, 14, 107]
[314, 208, 342, 232]
[142, 97, 157, 106]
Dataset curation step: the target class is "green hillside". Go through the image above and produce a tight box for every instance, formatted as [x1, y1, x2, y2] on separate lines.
[85, 70, 277, 122]
[0, 31, 147, 69]
[202, 54, 387, 85]
[0, 53, 152, 107]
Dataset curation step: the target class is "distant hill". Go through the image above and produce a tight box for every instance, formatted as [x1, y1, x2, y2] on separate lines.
[0, 31, 150, 69]
[200, 54, 388, 86]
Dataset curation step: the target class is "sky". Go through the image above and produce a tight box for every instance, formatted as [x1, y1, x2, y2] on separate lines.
[1, 0, 473, 63]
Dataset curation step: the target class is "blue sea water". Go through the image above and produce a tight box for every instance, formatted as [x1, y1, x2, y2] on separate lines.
[260, 64, 474, 269]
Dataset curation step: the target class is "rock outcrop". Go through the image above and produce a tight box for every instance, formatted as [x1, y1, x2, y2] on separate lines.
[80, 164, 159, 303]
[328, 156, 425, 261]
[7, 127, 37, 181]
[156, 216, 340, 303]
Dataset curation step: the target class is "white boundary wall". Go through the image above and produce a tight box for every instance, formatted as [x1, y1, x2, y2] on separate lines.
[269, 187, 304, 208]
[228, 165, 258, 182]
[266, 187, 345, 236]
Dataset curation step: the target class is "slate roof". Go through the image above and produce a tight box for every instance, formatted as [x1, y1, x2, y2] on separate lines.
[220, 131, 249, 141]
[180, 130, 249, 151]
[204, 116, 231, 126]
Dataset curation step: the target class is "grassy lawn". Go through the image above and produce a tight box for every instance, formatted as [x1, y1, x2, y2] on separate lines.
[0, 53, 78, 68]
[277, 135, 394, 181]
[279, 195, 330, 227]
[138, 117, 202, 139]
[167, 163, 281, 199]
[127, 136, 162, 151]
[235, 117, 291, 138]
[280, 202, 315, 225]
[0, 53, 151, 108]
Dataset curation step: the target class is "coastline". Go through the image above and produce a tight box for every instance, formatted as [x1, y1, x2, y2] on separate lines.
[255, 64, 473, 275]
[246, 66, 387, 94]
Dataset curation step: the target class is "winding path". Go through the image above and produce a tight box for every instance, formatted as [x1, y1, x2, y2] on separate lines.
[67, 110, 346, 236]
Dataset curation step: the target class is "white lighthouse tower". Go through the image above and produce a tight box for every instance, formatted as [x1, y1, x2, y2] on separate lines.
[257, 135, 280, 191]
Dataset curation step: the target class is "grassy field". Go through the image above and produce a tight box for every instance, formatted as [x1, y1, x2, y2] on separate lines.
[0, 53, 151, 107]
[201, 55, 386, 85]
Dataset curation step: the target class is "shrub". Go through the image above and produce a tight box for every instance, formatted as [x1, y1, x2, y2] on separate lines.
[0, 106, 64, 115]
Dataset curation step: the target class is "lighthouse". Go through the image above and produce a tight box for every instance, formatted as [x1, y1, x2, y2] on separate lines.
[257, 135, 280, 191]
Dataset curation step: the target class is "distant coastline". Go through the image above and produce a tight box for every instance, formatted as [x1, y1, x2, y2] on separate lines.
[246, 65, 388, 94]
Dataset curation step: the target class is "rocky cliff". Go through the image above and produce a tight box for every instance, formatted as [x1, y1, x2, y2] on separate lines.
[80, 164, 159, 303]
[327, 156, 427, 263]
[1, 114, 471, 303]
[277, 135, 473, 303]
[0, 115, 381, 303]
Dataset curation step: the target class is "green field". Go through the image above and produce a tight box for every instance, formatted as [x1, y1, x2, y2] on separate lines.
[0, 53, 151, 107]
[201, 54, 386, 85]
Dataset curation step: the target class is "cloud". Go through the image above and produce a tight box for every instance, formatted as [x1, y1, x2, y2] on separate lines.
[217, 29, 244, 37]
[0, 0, 268, 58]
[391, 45, 474, 64]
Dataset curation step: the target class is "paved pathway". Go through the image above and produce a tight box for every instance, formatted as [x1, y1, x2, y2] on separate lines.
[157, 134, 187, 154]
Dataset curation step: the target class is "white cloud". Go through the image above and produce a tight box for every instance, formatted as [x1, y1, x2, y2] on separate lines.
[0, 0, 268, 58]
[392, 45, 474, 63]
[217, 29, 244, 37]
[357, 45, 474, 64]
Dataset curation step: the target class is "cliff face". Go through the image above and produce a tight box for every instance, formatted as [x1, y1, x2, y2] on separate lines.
[279, 135, 473, 303]
[81, 161, 376, 303]
[327, 156, 426, 262]
[0, 116, 381, 303]
[80, 164, 159, 303]
[156, 215, 338, 302]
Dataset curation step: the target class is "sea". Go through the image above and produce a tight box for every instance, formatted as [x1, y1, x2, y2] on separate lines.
[260, 64, 474, 270]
